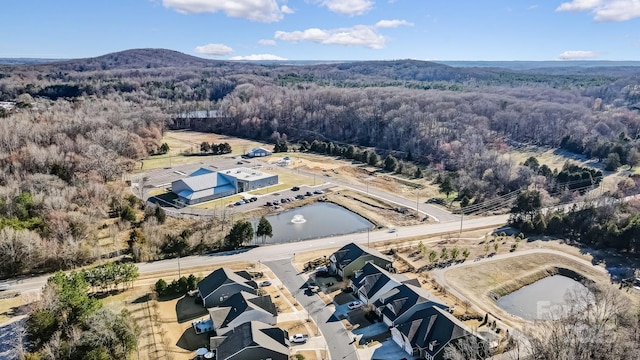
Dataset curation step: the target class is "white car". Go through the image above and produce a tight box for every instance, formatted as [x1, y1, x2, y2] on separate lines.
[259, 280, 272, 287]
[290, 333, 308, 344]
[348, 300, 363, 310]
[0, 284, 9, 291]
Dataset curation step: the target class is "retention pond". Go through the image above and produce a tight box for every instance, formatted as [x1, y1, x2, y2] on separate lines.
[259, 202, 373, 244]
[496, 275, 590, 320]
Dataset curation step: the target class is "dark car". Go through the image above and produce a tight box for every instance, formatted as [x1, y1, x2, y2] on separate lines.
[265, 201, 273, 206]
[305, 191, 313, 196]
[292, 186, 300, 191]
[295, 194, 304, 200]
[250, 197, 258, 202]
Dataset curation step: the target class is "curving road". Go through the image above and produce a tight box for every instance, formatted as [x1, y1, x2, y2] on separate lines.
[6, 214, 508, 295]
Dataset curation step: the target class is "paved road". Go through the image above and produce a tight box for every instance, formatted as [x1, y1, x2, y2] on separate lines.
[5, 214, 509, 294]
[266, 259, 357, 360]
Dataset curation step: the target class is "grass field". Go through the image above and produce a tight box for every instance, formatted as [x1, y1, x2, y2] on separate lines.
[191, 194, 245, 209]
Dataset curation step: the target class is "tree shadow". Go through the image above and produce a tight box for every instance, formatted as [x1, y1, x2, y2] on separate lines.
[176, 295, 208, 323]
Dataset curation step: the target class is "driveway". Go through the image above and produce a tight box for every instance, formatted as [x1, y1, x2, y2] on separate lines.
[266, 259, 359, 360]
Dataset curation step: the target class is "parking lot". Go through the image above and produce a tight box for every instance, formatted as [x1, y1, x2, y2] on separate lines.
[132, 155, 334, 213]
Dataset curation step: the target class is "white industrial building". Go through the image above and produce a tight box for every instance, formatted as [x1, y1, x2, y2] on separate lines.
[171, 167, 278, 206]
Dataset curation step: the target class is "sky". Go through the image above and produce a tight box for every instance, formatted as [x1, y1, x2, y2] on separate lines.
[1, 0, 639, 61]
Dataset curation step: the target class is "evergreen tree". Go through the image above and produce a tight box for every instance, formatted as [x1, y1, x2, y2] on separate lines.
[256, 216, 273, 244]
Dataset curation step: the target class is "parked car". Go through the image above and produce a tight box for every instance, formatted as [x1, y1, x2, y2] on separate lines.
[273, 200, 280, 205]
[0, 283, 10, 291]
[259, 280, 272, 287]
[348, 300, 363, 310]
[235, 201, 243, 206]
[305, 191, 313, 196]
[295, 194, 305, 200]
[265, 201, 273, 206]
[291, 186, 300, 191]
[290, 334, 308, 344]
[250, 197, 258, 202]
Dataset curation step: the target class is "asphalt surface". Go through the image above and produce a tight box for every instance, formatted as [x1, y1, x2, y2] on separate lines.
[266, 259, 358, 360]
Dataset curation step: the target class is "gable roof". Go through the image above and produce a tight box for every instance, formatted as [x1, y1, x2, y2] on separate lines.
[396, 306, 481, 357]
[177, 172, 232, 192]
[216, 321, 289, 360]
[330, 243, 391, 269]
[197, 268, 257, 300]
[189, 167, 215, 177]
[208, 292, 277, 329]
[352, 262, 401, 299]
[374, 283, 447, 322]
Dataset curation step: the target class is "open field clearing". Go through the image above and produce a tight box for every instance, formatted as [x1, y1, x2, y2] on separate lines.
[164, 130, 269, 156]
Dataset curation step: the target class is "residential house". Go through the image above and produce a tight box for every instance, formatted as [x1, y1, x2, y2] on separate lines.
[391, 306, 488, 360]
[211, 321, 289, 360]
[351, 262, 404, 305]
[197, 268, 258, 308]
[208, 292, 277, 335]
[373, 283, 448, 327]
[328, 242, 392, 278]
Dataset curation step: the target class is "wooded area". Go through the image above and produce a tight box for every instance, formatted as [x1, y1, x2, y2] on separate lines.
[1, 48, 640, 281]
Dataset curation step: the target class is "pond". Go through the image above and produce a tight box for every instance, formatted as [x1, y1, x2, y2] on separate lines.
[255, 202, 373, 244]
[496, 275, 590, 320]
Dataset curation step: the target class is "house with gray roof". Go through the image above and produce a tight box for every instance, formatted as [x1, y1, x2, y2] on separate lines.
[197, 268, 258, 308]
[373, 283, 448, 327]
[351, 262, 405, 305]
[211, 321, 289, 360]
[171, 167, 278, 206]
[328, 242, 392, 278]
[208, 292, 277, 335]
[392, 306, 488, 360]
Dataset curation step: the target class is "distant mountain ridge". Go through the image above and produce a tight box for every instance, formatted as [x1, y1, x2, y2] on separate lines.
[2, 48, 639, 84]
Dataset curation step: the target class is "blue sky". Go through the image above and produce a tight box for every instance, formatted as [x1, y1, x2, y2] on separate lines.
[1, 0, 639, 61]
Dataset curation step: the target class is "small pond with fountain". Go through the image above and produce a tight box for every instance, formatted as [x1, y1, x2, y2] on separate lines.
[258, 202, 373, 244]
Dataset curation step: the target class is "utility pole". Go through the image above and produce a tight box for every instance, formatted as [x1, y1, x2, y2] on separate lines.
[459, 207, 464, 239]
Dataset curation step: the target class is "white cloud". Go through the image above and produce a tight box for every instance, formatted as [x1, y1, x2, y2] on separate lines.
[259, 39, 277, 46]
[194, 43, 234, 56]
[558, 50, 600, 60]
[229, 54, 288, 60]
[281, 5, 294, 14]
[275, 25, 386, 49]
[375, 19, 413, 28]
[163, 0, 285, 22]
[528, 4, 539, 9]
[556, 0, 602, 11]
[320, 0, 374, 16]
[556, 0, 640, 21]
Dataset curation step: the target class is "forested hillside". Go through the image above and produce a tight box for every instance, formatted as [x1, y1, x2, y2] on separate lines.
[1, 48, 640, 278]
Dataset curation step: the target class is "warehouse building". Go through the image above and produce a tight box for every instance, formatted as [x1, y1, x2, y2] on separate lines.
[172, 167, 278, 206]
